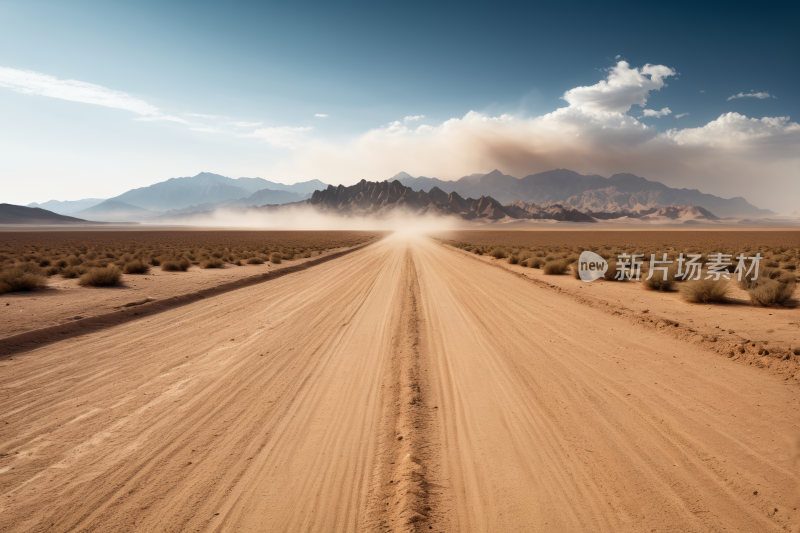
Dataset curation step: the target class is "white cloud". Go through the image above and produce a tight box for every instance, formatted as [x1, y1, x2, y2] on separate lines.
[675, 113, 689, 119]
[229, 121, 263, 127]
[615, 55, 621, 59]
[661, 112, 799, 147]
[190, 126, 220, 133]
[246, 126, 312, 148]
[561, 60, 675, 113]
[0, 66, 160, 115]
[727, 91, 776, 101]
[700, 90, 705, 93]
[640, 107, 672, 118]
[404, 115, 425, 122]
[183, 113, 222, 119]
[135, 114, 192, 124]
[314, 113, 329, 118]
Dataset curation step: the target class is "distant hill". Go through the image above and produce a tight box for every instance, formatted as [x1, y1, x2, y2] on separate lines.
[163, 188, 306, 216]
[0, 204, 91, 224]
[73, 199, 162, 221]
[394, 169, 773, 218]
[26, 198, 106, 215]
[109, 172, 329, 211]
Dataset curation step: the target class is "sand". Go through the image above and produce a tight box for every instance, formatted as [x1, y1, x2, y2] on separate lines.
[1, 234, 799, 532]
[0, 244, 365, 341]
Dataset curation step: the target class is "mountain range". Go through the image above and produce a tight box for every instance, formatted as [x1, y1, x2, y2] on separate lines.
[394, 169, 773, 218]
[308, 179, 728, 223]
[27, 173, 326, 216]
[21, 168, 774, 222]
[108, 172, 324, 212]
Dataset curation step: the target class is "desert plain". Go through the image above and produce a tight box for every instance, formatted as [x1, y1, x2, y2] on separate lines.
[1, 228, 800, 532]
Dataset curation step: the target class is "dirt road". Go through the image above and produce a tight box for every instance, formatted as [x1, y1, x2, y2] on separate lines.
[1, 235, 799, 532]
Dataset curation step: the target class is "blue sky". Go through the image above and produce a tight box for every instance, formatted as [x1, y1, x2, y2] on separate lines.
[1, 0, 798, 211]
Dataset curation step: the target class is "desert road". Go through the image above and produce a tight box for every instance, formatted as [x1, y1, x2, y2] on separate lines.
[1, 235, 799, 532]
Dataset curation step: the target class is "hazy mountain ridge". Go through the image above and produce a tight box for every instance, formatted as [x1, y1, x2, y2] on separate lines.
[394, 169, 773, 218]
[163, 189, 306, 216]
[73, 199, 163, 222]
[109, 173, 328, 212]
[26, 198, 106, 215]
[0, 204, 93, 224]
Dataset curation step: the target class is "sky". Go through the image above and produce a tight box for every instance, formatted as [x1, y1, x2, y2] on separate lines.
[1, 0, 799, 212]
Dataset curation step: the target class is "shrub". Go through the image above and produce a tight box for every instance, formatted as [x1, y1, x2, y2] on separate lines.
[38, 258, 51, 267]
[642, 266, 678, 292]
[78, 266, 122, 287]
[123, 260, 150, 274]
[61, 265, 90, 279]
[489, 248, 507, 259]
[526, 257, 544, 269]
[203, 258, 224, 269]
[161, 258, 191, 272]
[248, 257, 265, 265]
[543, 259, 569, 275]
[0, 267, 48, 294]
[150, 257, 161, 266]
[747, 277, 796, 306]
[740, 267, 789, 290]
[572, 263, 581, 279]
[269, 253, 282, 264]
[508, 255, 519, 265]
[680, 279, 728, 303]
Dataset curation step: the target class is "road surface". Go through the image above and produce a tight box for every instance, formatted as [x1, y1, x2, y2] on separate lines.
[1, 235, 798, 532]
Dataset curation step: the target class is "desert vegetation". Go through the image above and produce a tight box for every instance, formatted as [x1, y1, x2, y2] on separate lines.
[441, 230, 800, 307]
[0, 230, 379, 294]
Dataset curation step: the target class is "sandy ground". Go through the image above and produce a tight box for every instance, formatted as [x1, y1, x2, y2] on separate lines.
[0, 244, 366, 341]
[1, 235, 799, 532]
[453, 247, 800, 378]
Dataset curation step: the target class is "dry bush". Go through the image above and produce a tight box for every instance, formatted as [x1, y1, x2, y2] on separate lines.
[680, 279, 728, 303]
[78, 266, 122, 287]
[269, 252, 282, 264]
[247, 257, 265, 265]
[203, 258, 225, 269]
[161, 258, 191, 272]
[489, 248, 507, 259]
[642, 265, 678, 292]
[150, 257, 161, 266]
[508, 255, 519, 265]
[572, 262, 581, 279]
[61, 265, 90, 279]
[543, 259, 569, 275]
[0, 267, 48, 294]
[526, 257, 544, 269]
[123, 260, 150, 274]
[747, 277, 796, 306]
[739, 267, 789, 290]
